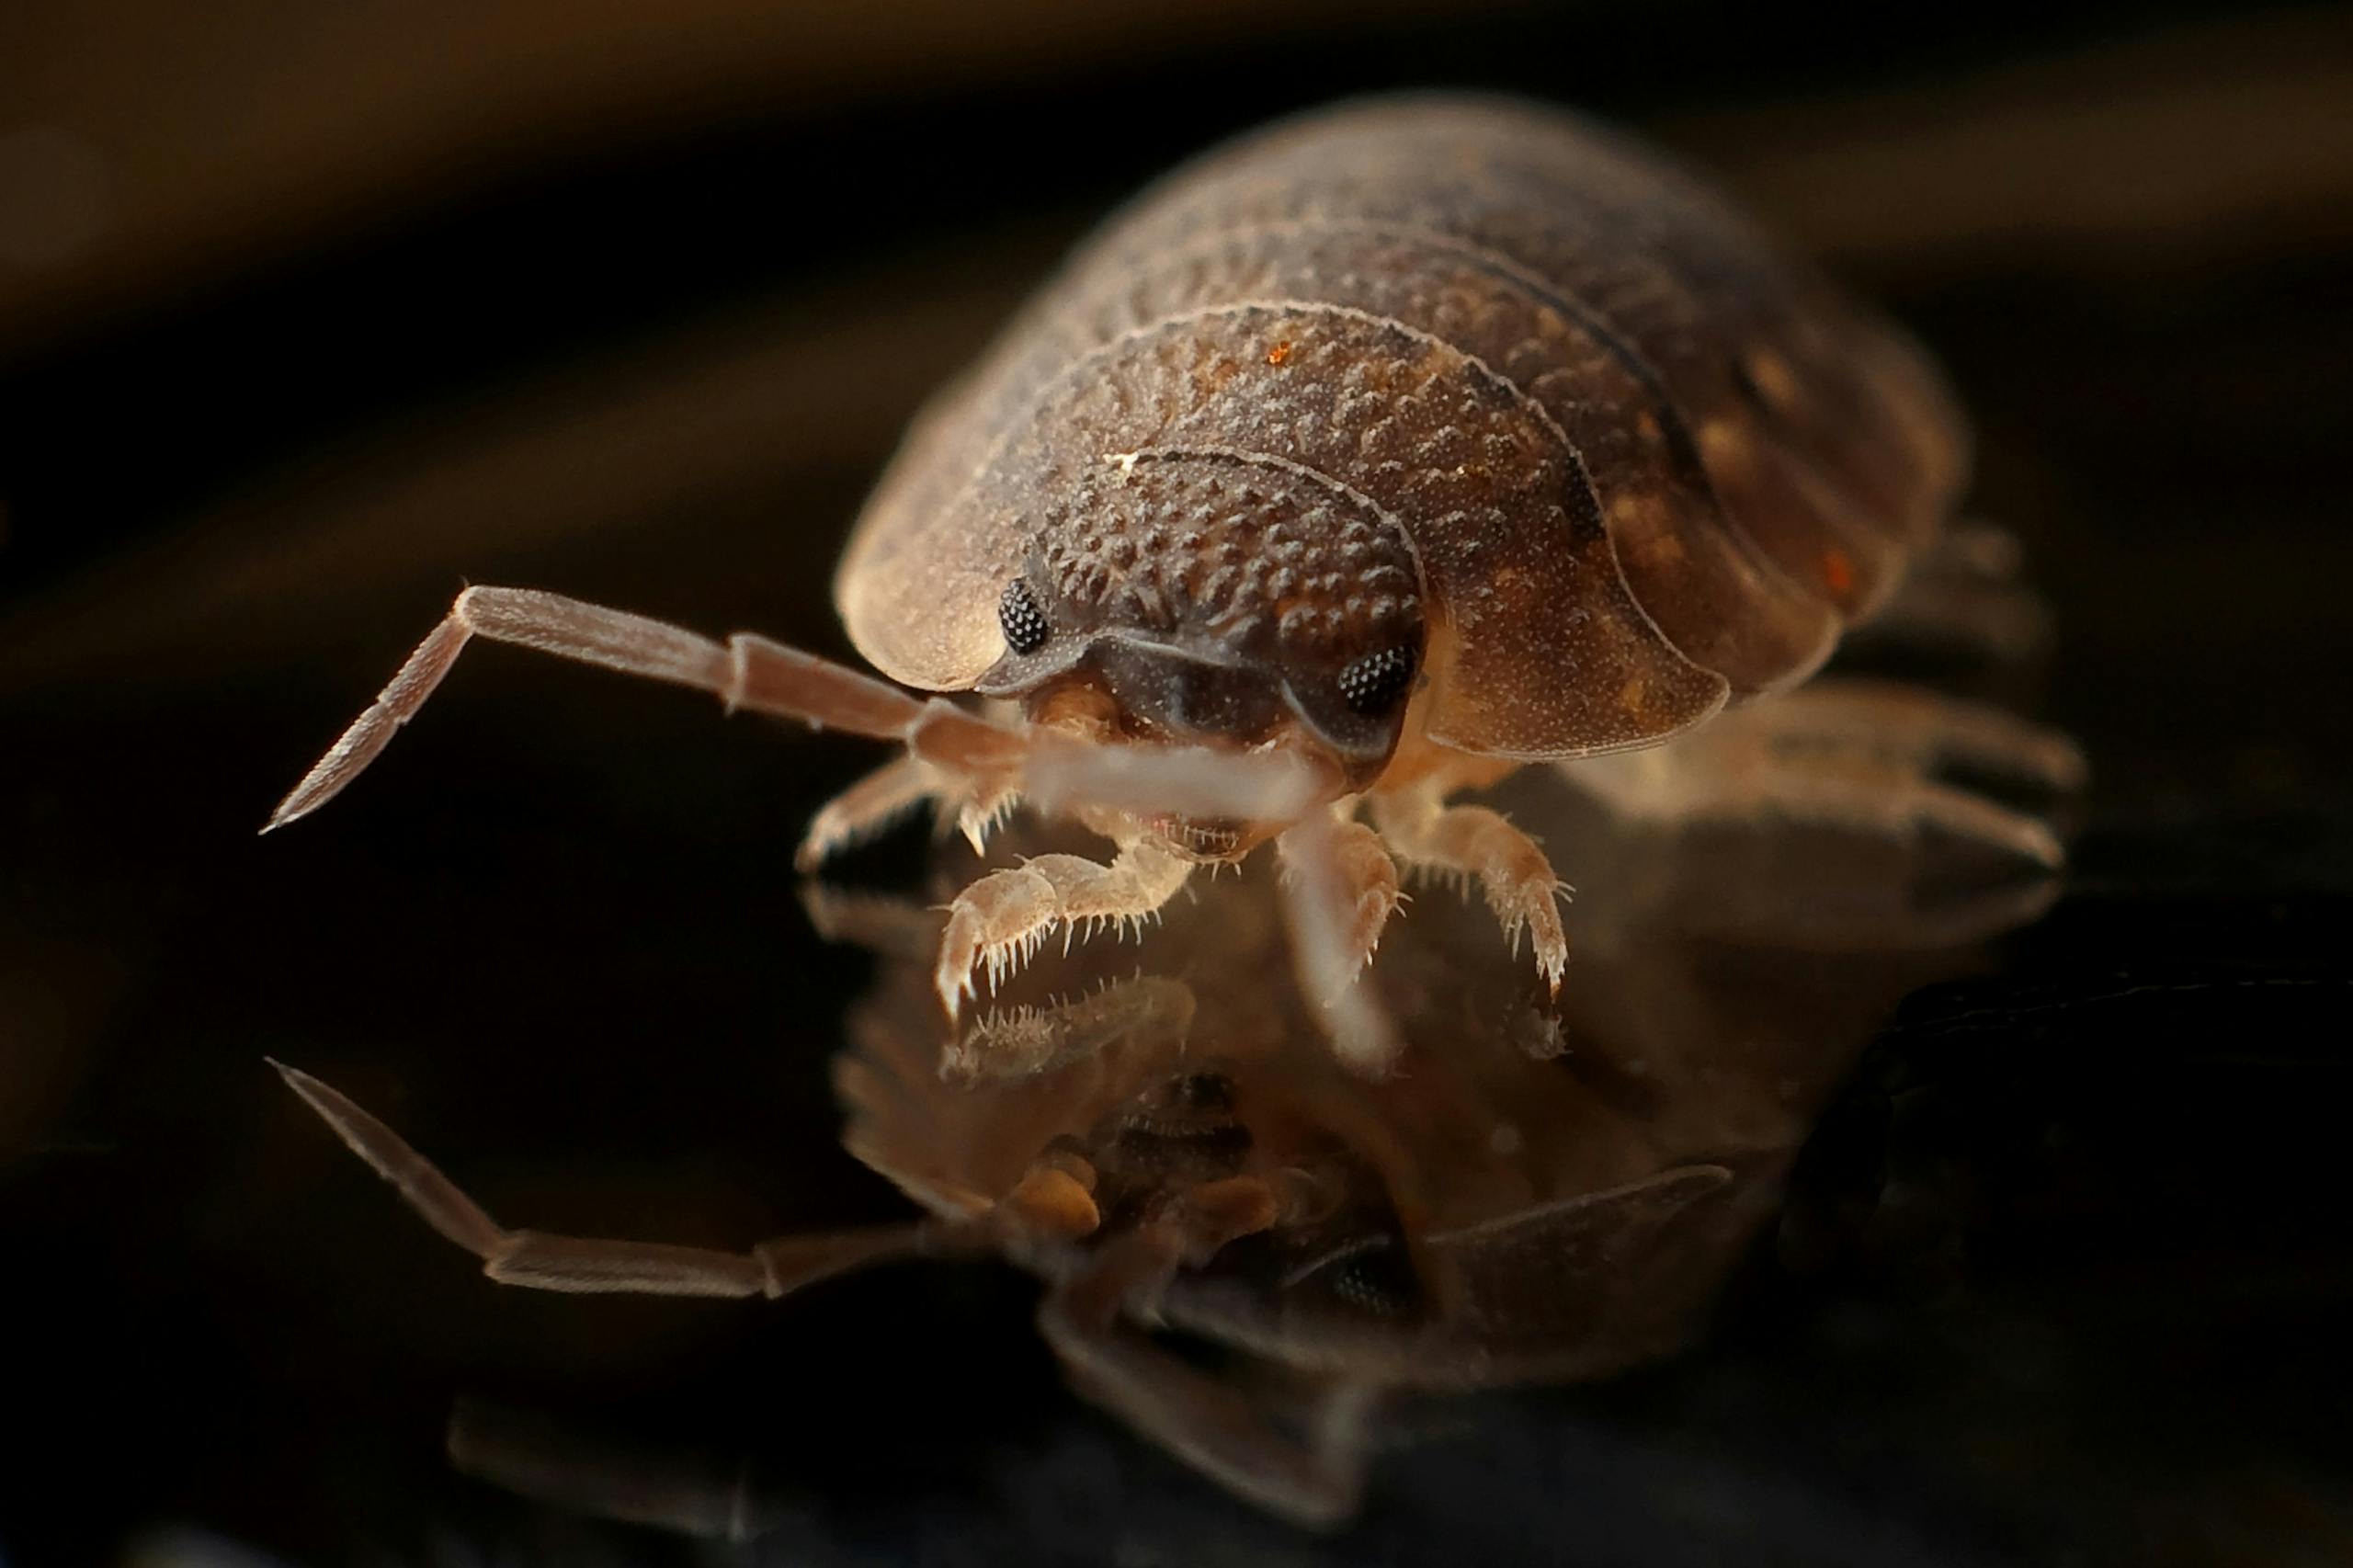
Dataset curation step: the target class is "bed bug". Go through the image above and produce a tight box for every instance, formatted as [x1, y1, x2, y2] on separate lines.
[266, 94, 1988, 1067]
[273, 702, 2075, 1528]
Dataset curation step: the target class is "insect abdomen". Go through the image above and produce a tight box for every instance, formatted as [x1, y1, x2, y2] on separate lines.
[840, 97, 1965, 755]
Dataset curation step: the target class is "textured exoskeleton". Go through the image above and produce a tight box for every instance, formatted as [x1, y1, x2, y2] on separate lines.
[268, 96, 2018, 1068]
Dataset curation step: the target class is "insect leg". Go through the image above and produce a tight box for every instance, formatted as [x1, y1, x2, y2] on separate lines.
[1039, 1177, 1372, 1530]
[1845, 519, 2056, 669]
[265, 585, 1025, 830]
[795, 881, 944, 959]
[1369, 788, 1569, 994]
[1275, 813, 1405, 1074]
[273, 1061, 949, 1298]
[1278, 818, 1403, 979]
[1557, 681, 2078, 948]
[1568, 679, 2078, 864]
[1748, 677, 2086, 801]
[1043, 1316, 1377, 1529]
[941, 973, 1196, 1082]
[794, 755, 944, 871]
[445, 1399, 774, 1541]
[933, 840, 1194, 1015]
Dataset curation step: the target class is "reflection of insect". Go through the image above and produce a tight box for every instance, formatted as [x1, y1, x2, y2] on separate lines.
[267, 96, 1984, 1066]
[275, 719, 2074, 1529]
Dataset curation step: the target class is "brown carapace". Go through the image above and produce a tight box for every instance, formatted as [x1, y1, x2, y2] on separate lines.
[267, 95, 1986, 1069]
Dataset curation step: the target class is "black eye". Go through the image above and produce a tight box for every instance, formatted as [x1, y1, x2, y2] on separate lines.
[998, 577, 1050, 655]
[1336, 646, 1416, 716]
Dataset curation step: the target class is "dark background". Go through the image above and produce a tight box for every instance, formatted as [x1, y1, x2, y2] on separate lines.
[2, 3, 2348, 1562]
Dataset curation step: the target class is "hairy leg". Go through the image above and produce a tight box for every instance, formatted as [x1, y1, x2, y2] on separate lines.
[1370, 785, 1569, 994]
[1270, 818, 1404, 988]
[795, 755, 944, 871]
[1277, 812, 1405, 1074]
[933, 838, 1196, 1014]
[943, 973, 1199, 1083]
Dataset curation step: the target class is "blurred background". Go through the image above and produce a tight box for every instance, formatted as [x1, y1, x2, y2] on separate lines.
[2, 2, 2349, 1563]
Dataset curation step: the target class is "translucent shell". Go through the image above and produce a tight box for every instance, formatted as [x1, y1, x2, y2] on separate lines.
[837, 95, 1965, 759]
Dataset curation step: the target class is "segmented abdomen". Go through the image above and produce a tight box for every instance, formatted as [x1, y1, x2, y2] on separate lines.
[842, 96, 1965, 738]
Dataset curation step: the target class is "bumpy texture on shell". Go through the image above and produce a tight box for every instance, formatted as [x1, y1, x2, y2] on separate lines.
[1026, 451, 1421, 665]
[840, 95, 1966, 758]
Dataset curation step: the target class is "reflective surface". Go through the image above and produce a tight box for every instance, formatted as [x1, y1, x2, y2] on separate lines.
[827, 716, 2065, 1519]
[264, 697, 2071, 1538]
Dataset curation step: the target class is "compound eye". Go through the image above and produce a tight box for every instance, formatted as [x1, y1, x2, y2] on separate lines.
[998, 577, 1050, 655]
[1336, 646, 1416, 716]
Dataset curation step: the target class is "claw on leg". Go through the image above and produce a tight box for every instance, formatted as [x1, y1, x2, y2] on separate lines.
[795, 755, 940, 872]
[1277, 814, 1404, 1074]
[1372, 790, 1569, 994]
[933, 841, 1195, 1016]
[794, 751, 1020, 872]
[1289, 819, 1404, 981]
[950, 787, 1022, 858]
[944, 973, 1197, 1083]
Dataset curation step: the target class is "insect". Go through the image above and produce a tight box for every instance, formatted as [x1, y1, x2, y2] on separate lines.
[276, 708, 2075, 1529]
[267, 95, 1985, 1068]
